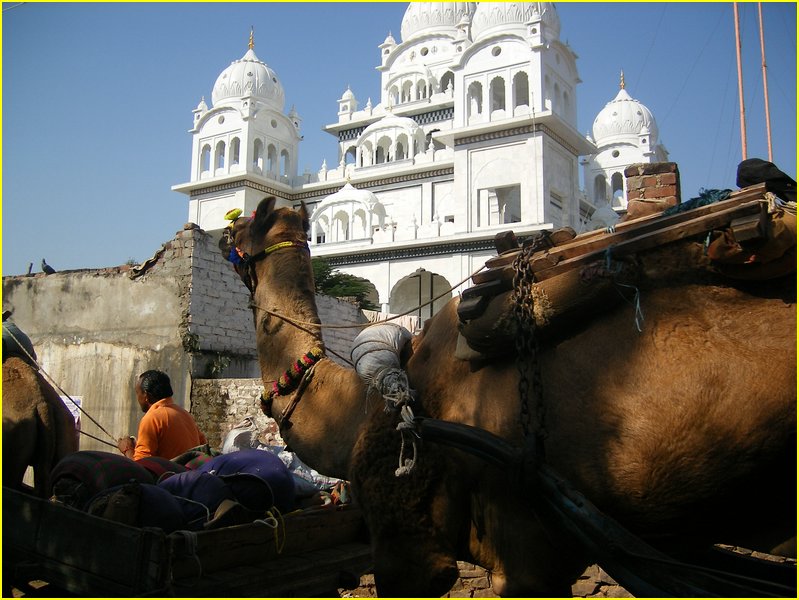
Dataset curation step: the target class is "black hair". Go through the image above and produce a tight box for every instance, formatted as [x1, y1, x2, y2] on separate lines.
[138, 370, 173, 401]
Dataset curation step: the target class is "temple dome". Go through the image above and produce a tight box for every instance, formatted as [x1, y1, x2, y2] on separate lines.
[313, 182, 379, 214]
[211, 47, 285, 110]
[400, 2, 477, 42]
[471, 2, 560, 42]
[360, 114, 422, 139]
[592, 86, 658, 147]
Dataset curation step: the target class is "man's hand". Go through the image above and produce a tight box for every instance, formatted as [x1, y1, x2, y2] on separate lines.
[117, 436, 135, 457]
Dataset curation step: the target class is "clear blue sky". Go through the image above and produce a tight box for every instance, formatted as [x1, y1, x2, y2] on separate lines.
[3, 2, 796, 275]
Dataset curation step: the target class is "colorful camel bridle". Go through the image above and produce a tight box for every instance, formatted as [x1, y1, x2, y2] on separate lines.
[222, 208, 320, 429]
[222, 208, 309, 294]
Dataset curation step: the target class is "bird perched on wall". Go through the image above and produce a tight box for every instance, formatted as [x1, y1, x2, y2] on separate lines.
[41, 259, 56, 275]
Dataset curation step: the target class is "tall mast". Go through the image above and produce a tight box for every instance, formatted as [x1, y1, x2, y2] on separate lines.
[733, 3, 748, 160]
[758, 3, 774, 161]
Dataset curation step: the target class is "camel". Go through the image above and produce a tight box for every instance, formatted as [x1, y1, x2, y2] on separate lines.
[220, 196, 796, 596]
[3, 356, 78, 497]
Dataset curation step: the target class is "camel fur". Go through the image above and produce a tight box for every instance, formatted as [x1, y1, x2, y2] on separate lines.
[3, 356, 78, 497]
[221, 196, 796, 597]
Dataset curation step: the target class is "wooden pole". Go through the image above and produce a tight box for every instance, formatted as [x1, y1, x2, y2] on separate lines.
[758, 3, 774, 161]
[734, 3, 748, 160]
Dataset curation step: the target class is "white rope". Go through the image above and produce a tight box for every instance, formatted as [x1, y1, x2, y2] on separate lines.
[2, 323, 117, 444]
[395, 405, 418, 477]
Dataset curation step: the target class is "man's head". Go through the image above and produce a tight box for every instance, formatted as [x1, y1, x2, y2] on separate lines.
[136, 370, 173, 413]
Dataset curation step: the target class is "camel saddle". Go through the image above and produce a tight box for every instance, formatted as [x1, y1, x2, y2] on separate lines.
[457, 184, 796, 359]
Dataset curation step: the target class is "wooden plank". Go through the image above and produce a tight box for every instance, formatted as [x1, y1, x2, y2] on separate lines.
[534, 200, 763, 281]
[571, 183, 767, 244]
[169, 542, 373, 597]
[169, 504, 366, 579]
[3, 487, 169, 596]
[530, 195, 767, 273]
[461, 278, 507, 300]
[481, 184, 767, 271]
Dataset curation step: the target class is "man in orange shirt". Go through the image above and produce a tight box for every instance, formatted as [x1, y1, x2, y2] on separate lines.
[117, 370, 206, 461]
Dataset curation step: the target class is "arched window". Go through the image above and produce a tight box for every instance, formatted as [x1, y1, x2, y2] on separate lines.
[389, 85, 400, 106]
[395, 136, 407, 161]
[360, 141, 374, 167]
[594, 174, 608, 204]
[333, 210, 349, 241]
[611, 172, 625, 207]
[280, 149, 290, 177]
[401, 80, 413, 103]
[200, 144, 211, 173]
[353, 208, 368, 238]
[252, 139, 264, 171]
[467, 81, 483, 119]
[512, 71, 529, 110]
[215, 141, 226, 170]
[230, 137, 241, 165]
[377, 135, 391, 163]
[440, 71, 455, 95]
[490, 76, 506, 113]
[344, 145, 357, 165]
[315, 216, 329, 244]
[267, 144, 278, 175]
[416, 79, 430, 100]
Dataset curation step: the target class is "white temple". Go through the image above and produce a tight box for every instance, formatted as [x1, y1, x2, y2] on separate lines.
[173, 2, 668, 320]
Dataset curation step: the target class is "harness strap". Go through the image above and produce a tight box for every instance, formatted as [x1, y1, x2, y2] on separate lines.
[259, 347, 324, 428]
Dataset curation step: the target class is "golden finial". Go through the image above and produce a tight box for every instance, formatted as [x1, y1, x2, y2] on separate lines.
[620, 70, 626, 90]
[249, 27, 254, 50]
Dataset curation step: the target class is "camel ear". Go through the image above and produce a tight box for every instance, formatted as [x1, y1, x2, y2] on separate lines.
[218, 226, 235, 256]
[299, 201, 310, 234]
[252, 196, 278, 238]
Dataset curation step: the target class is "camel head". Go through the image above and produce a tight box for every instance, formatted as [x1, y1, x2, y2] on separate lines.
[219, 196, 322, 378]
[219, 196, 310, 294]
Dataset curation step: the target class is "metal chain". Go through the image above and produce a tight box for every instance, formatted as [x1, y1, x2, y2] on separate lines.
[512, 235, 550, 462]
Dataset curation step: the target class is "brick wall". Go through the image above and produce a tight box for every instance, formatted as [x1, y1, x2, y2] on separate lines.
[624, 162, 681, 220]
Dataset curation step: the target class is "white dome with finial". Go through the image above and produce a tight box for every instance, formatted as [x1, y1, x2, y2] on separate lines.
[471, 2, 560, 42]
[592, 72, 659, 147]
[211, 32, 285, 110]
[400, 2, 477, 42]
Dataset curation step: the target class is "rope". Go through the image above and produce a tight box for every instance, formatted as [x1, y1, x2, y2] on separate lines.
[2, 323, 117, 443]
[248, 263, 486, 333]
[395, 405, 419, 477]
[614, 283, 645, 333]
[255, 507, 286, 554]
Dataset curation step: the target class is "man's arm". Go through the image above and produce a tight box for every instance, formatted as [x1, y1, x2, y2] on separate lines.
[133, 413, 159, 460]
[117, 435, 135, 458]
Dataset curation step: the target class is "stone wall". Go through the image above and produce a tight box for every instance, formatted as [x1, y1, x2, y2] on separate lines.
[341, 562, 631, 598]
[2, 224, 369, 453]
[2, 261, 192, 452]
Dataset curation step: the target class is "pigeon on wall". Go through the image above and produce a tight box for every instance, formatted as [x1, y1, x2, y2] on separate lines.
[41, 259, 56, 275]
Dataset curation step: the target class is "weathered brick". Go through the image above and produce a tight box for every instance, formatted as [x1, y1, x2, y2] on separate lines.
[625, 175, 644, 190]
[659, 172, 678, 185]
[643, 184, 678, 199]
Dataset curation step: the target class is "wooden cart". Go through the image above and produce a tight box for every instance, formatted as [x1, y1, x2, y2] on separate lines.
[3, 486, 371, 597]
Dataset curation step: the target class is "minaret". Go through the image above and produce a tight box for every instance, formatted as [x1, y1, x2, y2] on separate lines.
[173, 29, 300, 231]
